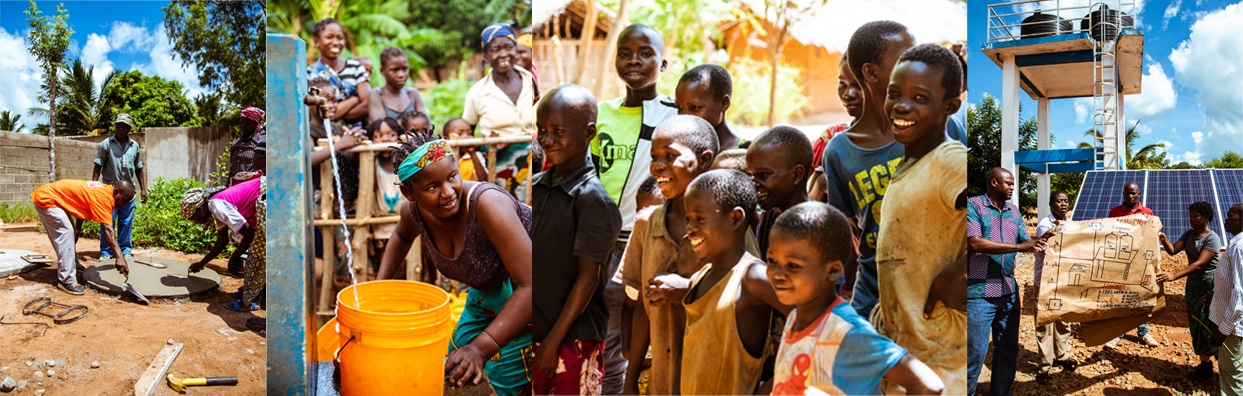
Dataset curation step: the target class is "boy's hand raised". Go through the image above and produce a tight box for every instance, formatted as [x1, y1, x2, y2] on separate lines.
[646, 274, 690, 305]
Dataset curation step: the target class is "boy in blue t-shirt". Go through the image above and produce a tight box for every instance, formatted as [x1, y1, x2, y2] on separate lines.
[767, 202, 943, 395]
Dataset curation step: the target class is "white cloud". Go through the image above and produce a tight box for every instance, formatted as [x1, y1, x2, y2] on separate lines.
[80, 33, 115, 87]
[1191, 131, 1204, 145]
[1157, 139, 1174, 150]
[1169, 3, 1243, 162]
[1073, 97, 1093, 124]
[1178, 151, 1203, 166]
[0, 28, 48, 127]
[130, 25, 205, 100]
[107, 22, 154, 52]
[1163, 0, 1182, 30]
[1124, 63, 1177, 119]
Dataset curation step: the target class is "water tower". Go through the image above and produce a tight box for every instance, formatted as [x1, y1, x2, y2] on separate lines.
[982, 0, 1143, 218]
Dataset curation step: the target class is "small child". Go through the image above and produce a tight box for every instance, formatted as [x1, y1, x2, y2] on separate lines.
[307, 18, 370, 126]
[680, 169, 791, 394]
[710, 148, 749, 173]
[874, 43, 968, 394]
[531, 84, 623, 394]
[444, 117, 489, 182]
[675, 64, 740, 150]
[767, 202, 943, 395]
[619, 115, 721, 395]
[635, 176, 665, 212]
[366, 117, 407, 278]
[746, 125, 812, 261]
[369, 47, 427, 123]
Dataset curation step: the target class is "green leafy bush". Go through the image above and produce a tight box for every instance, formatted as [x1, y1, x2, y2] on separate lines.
[424, 65, 471, 129]
[0, 202, 38, 223]
[80, 177, 226, 255]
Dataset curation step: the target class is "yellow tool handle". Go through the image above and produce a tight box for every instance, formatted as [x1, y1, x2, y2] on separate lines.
[183, 377, 238, 386]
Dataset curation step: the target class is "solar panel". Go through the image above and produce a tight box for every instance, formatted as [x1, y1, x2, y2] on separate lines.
[1146, 170, 1217, 238]
[1214, 169, 1243, 240]
[1070, 170, 1145, 221]
[1073, 169, 1243, 240]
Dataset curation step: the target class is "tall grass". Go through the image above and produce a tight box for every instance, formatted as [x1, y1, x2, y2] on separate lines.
[0, 202, 38, 224]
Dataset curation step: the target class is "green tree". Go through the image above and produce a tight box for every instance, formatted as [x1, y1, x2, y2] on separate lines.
[193, 92, 234, 127]
[967, 93, 1039, 211]
[163, 1, 266, 108]
[404, 0, 520, 81]
[1204, 151, 1243, 169]
[106, 70, 198, 129]
[0, 110, 26, 133]
[56, 59, 120, 136]
[25, 0, 73, 179]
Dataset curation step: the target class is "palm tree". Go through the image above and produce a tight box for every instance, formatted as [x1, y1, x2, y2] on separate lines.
[41, 59, 120, 136]
[0, 110, 25, 133]
[1079, 119, 1168, 169]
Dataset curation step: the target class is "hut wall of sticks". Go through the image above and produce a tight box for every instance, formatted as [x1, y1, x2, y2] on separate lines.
[533, 0, 625, 99]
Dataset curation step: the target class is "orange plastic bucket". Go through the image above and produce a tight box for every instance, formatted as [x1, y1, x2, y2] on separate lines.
[330, 280, 453, 396]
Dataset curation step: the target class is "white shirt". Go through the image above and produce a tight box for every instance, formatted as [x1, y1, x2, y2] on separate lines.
[1211, 233, 1243, 336]
[462, 67, 535, 138]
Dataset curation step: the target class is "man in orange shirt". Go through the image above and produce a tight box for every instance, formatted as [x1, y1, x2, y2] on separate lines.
[31, 180, 134, 295]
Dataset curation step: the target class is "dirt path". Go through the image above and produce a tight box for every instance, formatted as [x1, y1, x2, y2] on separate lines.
[0, 223, 265, 395]
[977, 244, 1222, 395]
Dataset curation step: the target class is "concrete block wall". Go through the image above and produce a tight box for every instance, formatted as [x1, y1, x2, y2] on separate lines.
[0, 131, 99, 204]
[0, 127, 230, 204]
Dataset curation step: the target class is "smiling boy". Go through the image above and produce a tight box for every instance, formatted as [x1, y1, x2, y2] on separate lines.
[767, 202, 943, 395]
[680, 169, 790, 394]
[532, 85, 623, 394]
[821, 21, 915, 317]
[746, 126, 812, 261]
[873, 43, 968, 394]
[592, 23, 680, 394]
[618, 115, 720, 394]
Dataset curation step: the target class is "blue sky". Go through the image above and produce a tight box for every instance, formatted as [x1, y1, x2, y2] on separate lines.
[968, 0, 1243, 166]
[0, 0, 205, 126]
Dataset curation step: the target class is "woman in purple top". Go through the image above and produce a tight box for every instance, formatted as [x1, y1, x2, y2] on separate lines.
[376, 129, 533, 395]
[179, 177, 266, 311]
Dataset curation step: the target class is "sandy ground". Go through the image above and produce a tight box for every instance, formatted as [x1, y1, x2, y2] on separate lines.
[977, 228, 1222, 395]
[0, 223, 265, 395]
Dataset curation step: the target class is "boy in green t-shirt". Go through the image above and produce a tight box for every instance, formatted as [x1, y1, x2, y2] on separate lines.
[589, 23, 679, 395]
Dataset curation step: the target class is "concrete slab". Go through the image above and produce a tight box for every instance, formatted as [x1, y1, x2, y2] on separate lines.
[0, 249, 47, 277]
[82, 257, 222, 299]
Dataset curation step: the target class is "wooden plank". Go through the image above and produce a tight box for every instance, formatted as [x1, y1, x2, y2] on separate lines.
[133, 342, 183, 396]
[354, 150, 376, 282]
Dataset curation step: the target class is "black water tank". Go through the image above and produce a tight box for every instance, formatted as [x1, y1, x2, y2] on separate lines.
[1081, 5, 1134, 41]
[1022, 12, 1074, 37]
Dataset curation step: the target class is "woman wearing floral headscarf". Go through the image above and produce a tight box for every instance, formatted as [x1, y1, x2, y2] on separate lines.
[377, 128, 533, 395]
[462, 24, 537, 201]
[230, 106, 267, 186]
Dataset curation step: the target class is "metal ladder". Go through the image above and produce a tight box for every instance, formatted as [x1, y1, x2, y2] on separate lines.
[1091, 0, 1122, 170]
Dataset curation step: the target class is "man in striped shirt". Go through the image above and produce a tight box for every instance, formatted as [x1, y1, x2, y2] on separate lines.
[966, 167, 1045, 395]
[1211, 203, 1243, 394]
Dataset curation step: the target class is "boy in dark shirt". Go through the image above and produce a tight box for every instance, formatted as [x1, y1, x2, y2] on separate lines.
[532, 84, 623, 394]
